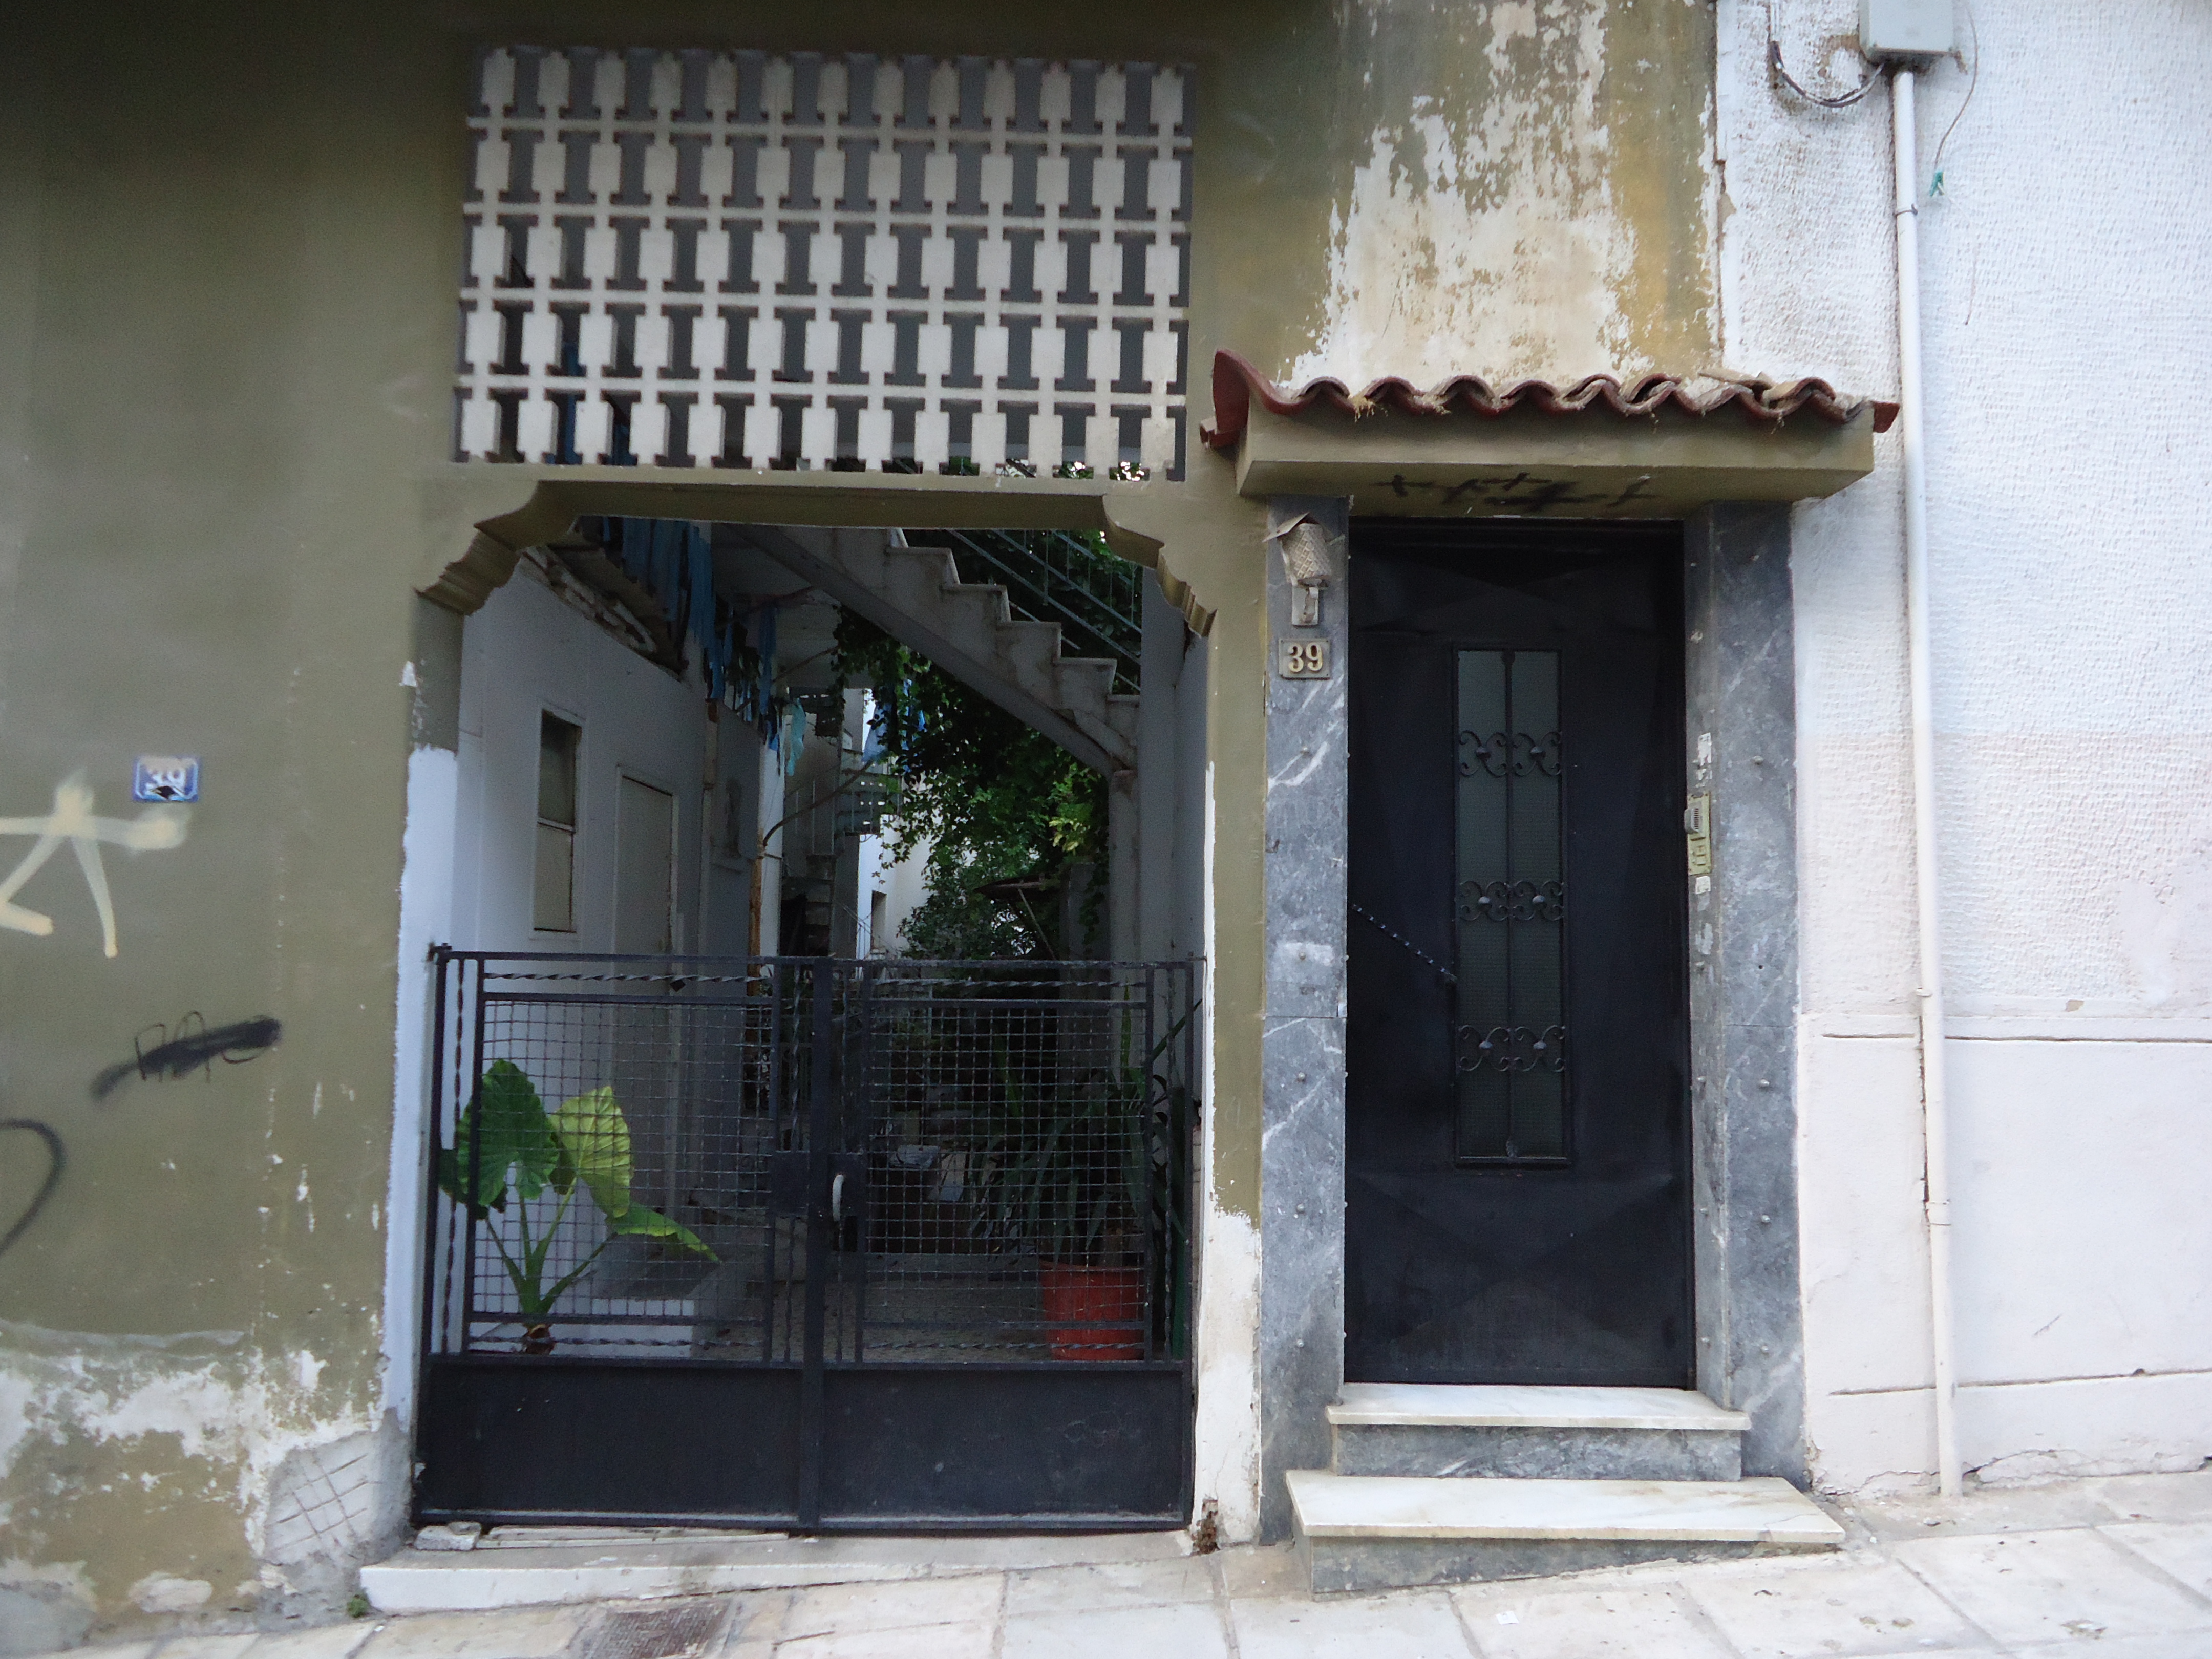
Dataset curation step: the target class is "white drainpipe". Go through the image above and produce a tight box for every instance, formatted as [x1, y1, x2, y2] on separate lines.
[1890, 65, 1962, 1499]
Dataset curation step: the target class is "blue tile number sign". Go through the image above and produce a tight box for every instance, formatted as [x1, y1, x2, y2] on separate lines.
[132, 756, 200, 803]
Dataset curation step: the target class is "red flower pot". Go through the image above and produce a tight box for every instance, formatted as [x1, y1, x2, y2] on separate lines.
[1039, 1262, 1144, 1361]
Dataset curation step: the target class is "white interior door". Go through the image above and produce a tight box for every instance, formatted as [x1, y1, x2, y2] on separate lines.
[615, 775, 675, 954]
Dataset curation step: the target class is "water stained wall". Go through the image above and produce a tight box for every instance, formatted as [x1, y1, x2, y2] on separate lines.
[1226, 0, 1717, 387]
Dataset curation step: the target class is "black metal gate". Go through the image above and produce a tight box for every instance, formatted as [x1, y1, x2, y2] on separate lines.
[414, 952, 1197, 1530]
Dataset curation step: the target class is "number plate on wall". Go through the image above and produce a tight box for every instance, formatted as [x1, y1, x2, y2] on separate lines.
[1279, 639, 1332, 679]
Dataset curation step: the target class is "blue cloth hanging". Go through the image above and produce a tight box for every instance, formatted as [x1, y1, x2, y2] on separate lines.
[594, 517, 734, 699]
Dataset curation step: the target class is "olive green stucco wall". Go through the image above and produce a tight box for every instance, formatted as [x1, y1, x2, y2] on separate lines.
[0, 0, 1713, 1631]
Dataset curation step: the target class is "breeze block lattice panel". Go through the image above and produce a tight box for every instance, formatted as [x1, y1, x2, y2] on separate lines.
[459, 50, 1193, 478]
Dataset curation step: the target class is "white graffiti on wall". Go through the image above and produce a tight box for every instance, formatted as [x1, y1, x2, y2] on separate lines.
[0, 772, 190, 957]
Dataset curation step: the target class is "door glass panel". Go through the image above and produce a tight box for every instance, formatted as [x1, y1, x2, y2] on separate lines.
[534, 712, 581, 932]
[1454, 649, 1566, 1164]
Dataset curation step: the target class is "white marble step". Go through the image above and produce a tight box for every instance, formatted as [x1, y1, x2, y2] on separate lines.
[1327, 1385, 1749, 1480]
[1289, 1472, 1840, 1544]
[1289, 1472, 1844, 1592]
[1329, 1383, 1747, 1433]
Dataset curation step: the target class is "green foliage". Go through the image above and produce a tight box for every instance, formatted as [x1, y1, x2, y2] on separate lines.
[971, 1004, 1195, 1266]
[438, 1061, 713, 1324]
[836, 610, 1105, 958]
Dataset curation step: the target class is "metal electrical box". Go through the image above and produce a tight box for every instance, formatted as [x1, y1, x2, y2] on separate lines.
[1860, 0, 1954, 58]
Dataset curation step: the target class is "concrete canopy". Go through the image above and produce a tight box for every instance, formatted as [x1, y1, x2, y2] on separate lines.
[1224, 401, 1878, 517]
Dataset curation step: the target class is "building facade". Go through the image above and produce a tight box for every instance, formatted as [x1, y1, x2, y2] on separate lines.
[4, 0, 2210, 1639]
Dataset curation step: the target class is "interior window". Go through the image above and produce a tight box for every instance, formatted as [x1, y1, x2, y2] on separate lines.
[534, 711, 581, 931]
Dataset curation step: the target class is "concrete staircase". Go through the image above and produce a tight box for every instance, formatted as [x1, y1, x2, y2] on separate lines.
[737, 525, 1139, 777]
[1290, 1385, 1844, 1593]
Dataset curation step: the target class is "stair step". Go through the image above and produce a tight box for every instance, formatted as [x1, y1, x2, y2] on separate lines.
[755, 526, 1139, 773]
[1289, 1473, 1843, 1593]
[1330, 1385, 1747, 1431]
[1329, 1385, 1748, 1481]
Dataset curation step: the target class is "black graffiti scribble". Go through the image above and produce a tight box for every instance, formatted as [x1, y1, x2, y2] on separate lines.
[0, 1119, 63, 1260]
[89, 1013, 282, 1100]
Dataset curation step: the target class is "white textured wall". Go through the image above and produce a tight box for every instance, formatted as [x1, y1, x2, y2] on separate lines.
[452, 573, 707, 955]
[1722, 0, 2212, 1488]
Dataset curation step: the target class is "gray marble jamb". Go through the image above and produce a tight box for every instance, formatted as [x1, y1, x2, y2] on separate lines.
[1684, 504, 1805, 1483]
[1258, 495, 1352, 1541]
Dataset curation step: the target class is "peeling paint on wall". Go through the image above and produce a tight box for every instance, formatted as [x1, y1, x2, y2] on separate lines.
[1189, 1207, 1262, 1544]
[0, 1322, 405, 1620]
[1284, 0, 1716, 388]
[1295, 9, 1634, 382]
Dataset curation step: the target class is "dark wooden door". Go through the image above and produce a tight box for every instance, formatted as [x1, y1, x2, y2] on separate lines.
[1345, 522, 1691, 1386]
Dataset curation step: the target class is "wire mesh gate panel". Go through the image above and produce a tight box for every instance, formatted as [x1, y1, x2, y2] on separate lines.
[415, 952, 1196, 1529]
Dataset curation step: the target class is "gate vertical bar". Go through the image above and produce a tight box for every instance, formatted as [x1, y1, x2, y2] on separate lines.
[795, 961, 834, 1530]
[1141, 964, 1157, 1360]
[854, 959, 875, 1362]
[459, 958, 488, 1355]
[418, 947, 451, 1372]
[762, 961, 784, 1362]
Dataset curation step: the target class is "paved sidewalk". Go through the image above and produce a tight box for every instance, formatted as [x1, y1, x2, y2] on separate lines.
[42, 1469, 2212, 1659]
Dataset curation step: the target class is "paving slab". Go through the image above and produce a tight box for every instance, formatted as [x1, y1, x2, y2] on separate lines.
[2101, 1518, 2212, 1598]
[1683, 1556, 1994, 1656]
[776, 1578, 1002, 1643]
[352, 1607, 582, 1659]
[1450, 1584, 1735, 1659]
[999, 1601, 1230, 1659]
[1213, 1543, 1305, 1601]
[1892, 1527, 2212, 1648]
[2006, 1636, 2212, 1659]
[239, 1627, 379, 1659]
[146, 1640, 257, 1659]
[770, 1618, 995, 1659]
[2094, 1470, 2212, 1524]
[704, 1592, 785, 1658]
[999, 1556, 1216, 1617]
[1227, 1588, 1471, 1658]
[1842, 1481, 2117, 1543]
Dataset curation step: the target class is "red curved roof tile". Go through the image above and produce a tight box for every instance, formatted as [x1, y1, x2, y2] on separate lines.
[1201, 348, 1899, 451]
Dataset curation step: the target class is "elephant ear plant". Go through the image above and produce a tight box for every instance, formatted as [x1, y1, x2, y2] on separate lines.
[438, 1060, 714, 1351]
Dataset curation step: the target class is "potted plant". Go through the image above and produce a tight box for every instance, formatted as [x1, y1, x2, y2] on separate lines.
[972, 1023, 1184, 1362]
[438, 1059, 714, 1353]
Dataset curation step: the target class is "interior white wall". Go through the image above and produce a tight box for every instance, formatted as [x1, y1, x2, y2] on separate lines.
[855, 827, 932, 955]
[1721, 0, 2212, 1489]
[453, 571, 708, 955]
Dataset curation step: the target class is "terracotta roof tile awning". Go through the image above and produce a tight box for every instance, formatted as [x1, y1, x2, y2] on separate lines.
[1201, 349, 1898, 451]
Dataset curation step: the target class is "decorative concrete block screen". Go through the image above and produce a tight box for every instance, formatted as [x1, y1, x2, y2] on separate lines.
[459, 50, 1193, 479]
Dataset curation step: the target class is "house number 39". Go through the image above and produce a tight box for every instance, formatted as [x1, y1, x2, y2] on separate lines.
[1279, 639, 1331, 679]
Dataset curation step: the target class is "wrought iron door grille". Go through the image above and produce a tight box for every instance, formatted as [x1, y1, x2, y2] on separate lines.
[1453, 649, 1569, 1165]
[421, 952, 1197, 1368]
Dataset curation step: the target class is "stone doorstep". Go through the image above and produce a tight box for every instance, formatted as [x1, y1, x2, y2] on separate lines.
[1287, 1474, 1843, 1544]
[1327, 1385, 1749, 1482]
[1289, 1472, 1845, 1593]
[1326, 1384, 1749, 1434]
[358, 1529, 1194, 1615]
